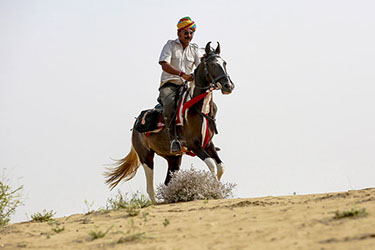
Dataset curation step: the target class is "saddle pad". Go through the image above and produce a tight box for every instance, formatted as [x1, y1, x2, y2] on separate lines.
[134, 108, 164, 133]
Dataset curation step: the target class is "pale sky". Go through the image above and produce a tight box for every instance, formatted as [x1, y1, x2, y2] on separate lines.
[1, 0, 374, 223]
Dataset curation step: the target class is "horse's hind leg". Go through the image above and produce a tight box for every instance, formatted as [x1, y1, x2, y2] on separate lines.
[132, 131, 156, 203]
[163, 155, 182, 185]
[205, 142, 225, 181]
[140, 151, 156, 203]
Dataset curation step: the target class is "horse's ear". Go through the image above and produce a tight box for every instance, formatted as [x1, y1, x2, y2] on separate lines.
[205, 42, 212, 55]
[215, 42, 221, 54]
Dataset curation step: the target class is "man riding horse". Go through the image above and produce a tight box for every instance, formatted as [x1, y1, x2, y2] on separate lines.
[158, 16, 201, 153]
[105, 17, 234, 202]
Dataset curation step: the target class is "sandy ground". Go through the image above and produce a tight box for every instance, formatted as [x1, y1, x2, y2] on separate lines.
[1, 188, 375, 250]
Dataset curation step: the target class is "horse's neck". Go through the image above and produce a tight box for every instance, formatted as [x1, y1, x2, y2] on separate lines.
[192, 64, 210, 98]
[187, 64, 212, 113]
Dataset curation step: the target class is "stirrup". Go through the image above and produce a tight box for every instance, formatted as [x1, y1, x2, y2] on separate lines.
[170, 139, 182, 153]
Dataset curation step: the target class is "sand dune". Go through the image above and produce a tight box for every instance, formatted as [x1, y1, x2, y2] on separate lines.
[1, 188, 374, 249]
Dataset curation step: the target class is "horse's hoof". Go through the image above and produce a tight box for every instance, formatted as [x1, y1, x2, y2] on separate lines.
[217, 171, 223, 181]
[217, 163, 225, 181]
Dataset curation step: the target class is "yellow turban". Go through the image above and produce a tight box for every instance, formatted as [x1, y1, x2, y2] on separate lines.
[177, 16, 196, 32]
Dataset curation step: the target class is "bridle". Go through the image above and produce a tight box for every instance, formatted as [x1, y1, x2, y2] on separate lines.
[195, 53, 234, 90]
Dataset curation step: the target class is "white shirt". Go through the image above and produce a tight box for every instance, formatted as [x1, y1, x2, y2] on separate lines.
[159, 39, 201, 87]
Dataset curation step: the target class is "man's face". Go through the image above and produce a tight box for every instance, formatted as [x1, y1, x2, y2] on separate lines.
[178, 28, 194, 44]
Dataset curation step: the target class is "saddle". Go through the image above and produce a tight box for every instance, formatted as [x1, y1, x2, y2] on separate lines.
[133, 86, 189, 134]
[133, 104, 164, 133]
[133, 85, 188, 134]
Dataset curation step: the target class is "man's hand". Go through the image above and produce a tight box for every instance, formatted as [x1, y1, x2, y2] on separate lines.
[182, 73, 194, 81]
[160, 61, 194, 81]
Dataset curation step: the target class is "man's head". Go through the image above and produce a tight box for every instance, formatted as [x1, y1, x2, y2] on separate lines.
[177, 16, 196, 46]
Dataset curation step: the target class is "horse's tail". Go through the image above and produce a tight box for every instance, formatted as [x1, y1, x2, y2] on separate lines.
[105, 146, 140, 190]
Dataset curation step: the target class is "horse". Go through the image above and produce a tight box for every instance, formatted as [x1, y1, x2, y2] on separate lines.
[105, 42, 234, 202]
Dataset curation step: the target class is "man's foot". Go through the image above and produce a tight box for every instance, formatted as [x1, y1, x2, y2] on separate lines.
[170, 139, 182, 153]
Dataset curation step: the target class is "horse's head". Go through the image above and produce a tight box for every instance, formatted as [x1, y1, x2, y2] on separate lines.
[202, 42, 235, 95]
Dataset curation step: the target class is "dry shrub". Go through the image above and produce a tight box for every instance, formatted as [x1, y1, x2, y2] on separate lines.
[156, 167, 236, 203]
[0, 173, 23, 226]
[105, 190, 152, 211]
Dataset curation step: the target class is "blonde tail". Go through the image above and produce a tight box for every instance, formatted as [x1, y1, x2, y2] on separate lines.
[105, 146, 140, 190]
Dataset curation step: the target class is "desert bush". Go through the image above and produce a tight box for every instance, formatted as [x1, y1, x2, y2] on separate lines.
[105, 190, 152, 216]
[128, 191, 152, 208]
[156, 167, 236, 203]
[31, 209, 56, 222]
[84, 200, 95, 215]
[0, 173, 23, 226]
[89, 226, 112, 240]
[333, 208, 368, 219]
[105, 190, 128, 210]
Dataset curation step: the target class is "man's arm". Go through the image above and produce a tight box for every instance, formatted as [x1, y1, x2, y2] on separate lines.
[159, 61, 193, 81]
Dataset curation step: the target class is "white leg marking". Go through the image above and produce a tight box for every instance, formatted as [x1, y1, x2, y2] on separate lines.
[142, 164, 156, 203]
[217, 162, 225, 181]
[213, 159, 225, 181]
[204, 158, 217, 179]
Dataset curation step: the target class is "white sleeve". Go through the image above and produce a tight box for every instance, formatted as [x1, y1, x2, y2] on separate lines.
[159, 41, 172, 63]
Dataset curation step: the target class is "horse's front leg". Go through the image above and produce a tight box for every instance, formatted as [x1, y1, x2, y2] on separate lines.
[205, 142, 225, 181]
[192, 144, 217, 179]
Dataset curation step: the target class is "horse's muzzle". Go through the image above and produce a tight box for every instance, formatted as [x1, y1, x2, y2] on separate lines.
[220, 80, 234, 95]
